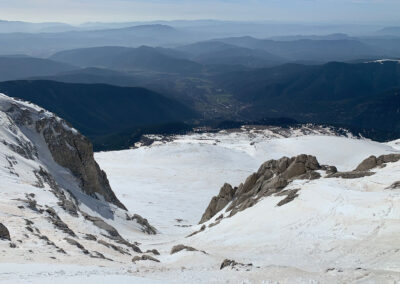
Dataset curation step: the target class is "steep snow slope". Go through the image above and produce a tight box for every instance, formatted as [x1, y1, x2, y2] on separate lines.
[0, 93, 157, 280]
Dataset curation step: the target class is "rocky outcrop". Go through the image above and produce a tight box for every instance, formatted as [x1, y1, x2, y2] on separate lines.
[35, 117, 126, 210]
[82, 213, 142, 253]
[132, 254, 160, 263]
[328, 154, 400, 179]
[220, 259, 253, 270]
[387, 181, 400, 189]
[170, 244, 206, 254]
[200, 154, 323, 223]
[0, 223, 10, 241]
[4, 98, 126, 210]
[355, 154, 400, 171]
[200, 152, 400, 225]
[146, 249, 160, 255]
[126, 213, 157, 235]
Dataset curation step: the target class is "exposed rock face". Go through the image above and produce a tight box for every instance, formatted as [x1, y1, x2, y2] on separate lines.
[132, 254, 160, 263]
[328, 154, 400, 179]
[328, 171, 375, 179]
[387, 181, 400, 189]
[4, 98, 126, 210]
[170, 244, 206, 254]
[200, 154, 323, 223]
[199, 184, 233, 227]
[35, 117, 126, 210]
[220, 259, 253, 270]
[355, 154, 400, 171]
[126, 213, 157, 235]
[200, 152, 400, 225]
[0, 223, 10, 241]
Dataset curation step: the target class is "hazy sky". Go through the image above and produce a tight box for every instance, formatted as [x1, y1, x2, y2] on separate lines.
[0, 0, 399, 24]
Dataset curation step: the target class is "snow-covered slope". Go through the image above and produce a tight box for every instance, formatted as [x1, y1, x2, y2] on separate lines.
[1, 96, 400, 283]
[0, 93, 157, 277]
[95, 127, 400, 282]
[96, 127, 397, 231]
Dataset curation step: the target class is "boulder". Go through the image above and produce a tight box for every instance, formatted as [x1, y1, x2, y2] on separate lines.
[0, 223, 10, 241]
[170, 244, 198, 254]
[132, 254, 160, 263]
[355, 156, 378, 171]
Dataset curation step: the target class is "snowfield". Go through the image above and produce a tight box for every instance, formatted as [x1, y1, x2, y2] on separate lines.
[96, 129, 397, 231]
[1, 94, 400, 284]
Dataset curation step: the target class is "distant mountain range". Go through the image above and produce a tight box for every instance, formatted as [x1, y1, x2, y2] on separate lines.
[213, 37, 383, 62]
[0, 56, 76, 81]
[0, 19, 75, 33]
[176, 41, 284, 68]
[51, 46, 203, 74]
[214, 61, 400, 134]
[0, 24, 188, 56]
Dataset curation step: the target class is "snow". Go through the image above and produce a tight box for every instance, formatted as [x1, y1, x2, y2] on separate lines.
[366, 59, 400, 64]
[95, 131, 398, 231]
[1, 93, 400, 283]
[94, 129, 400, 282]
[0, 264, 167, 284]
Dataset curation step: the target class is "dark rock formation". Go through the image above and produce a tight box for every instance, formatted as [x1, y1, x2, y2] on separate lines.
[186, 224, 206, 238]
[328, 153, 400, 179]
[132, 254, 160, 263]
[64, 237, 89, 254]
[387, 181, 400, 189]
[170, 244, 206, 254]
[328, 171, 375, 179]
[220, 259, 253, 270]
[84, 234, 97, 241]
[82, 213, 141, 253]
[97, 239, 129, 255]
[146, 249, 160, 255]
[200, 152, 400, 226]
[35, 117, 126, 210]
[6, 101, 126, 210]
[126, 213, 157, 235]
[0, 223, 11, 241]
[276, 189, 300, 206]
[83, 214, 120, 239]
[200, 155, 323, 223]
[355, 154, 400, 171]
[46, 207, 76, 237]
[200, 184, 234, 224]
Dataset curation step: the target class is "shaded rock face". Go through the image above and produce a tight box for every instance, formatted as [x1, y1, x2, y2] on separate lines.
[328, 153, 400, 179]
[170, 244, 207, 255]
[6, 102, 126, 210]
[0, 223, 10, 241]
[356, 154, 400, 171]
[200, 154, 323, 223]
[220, 259, 253, 270]
[200, 152, 400, 225]
[132, 254, 160, 263]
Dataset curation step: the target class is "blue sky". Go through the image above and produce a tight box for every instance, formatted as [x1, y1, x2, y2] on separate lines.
[0, 0, 399, 24]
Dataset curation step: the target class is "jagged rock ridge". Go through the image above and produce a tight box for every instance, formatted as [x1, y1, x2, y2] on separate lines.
[2, 94, 125, 209]
[200, 153, 400, 224]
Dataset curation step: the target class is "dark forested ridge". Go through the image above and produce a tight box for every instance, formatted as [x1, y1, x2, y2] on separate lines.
[0, 80, 199, 147]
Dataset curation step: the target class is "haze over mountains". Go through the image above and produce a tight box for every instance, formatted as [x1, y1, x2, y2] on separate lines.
[0, 19, 400, 148]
